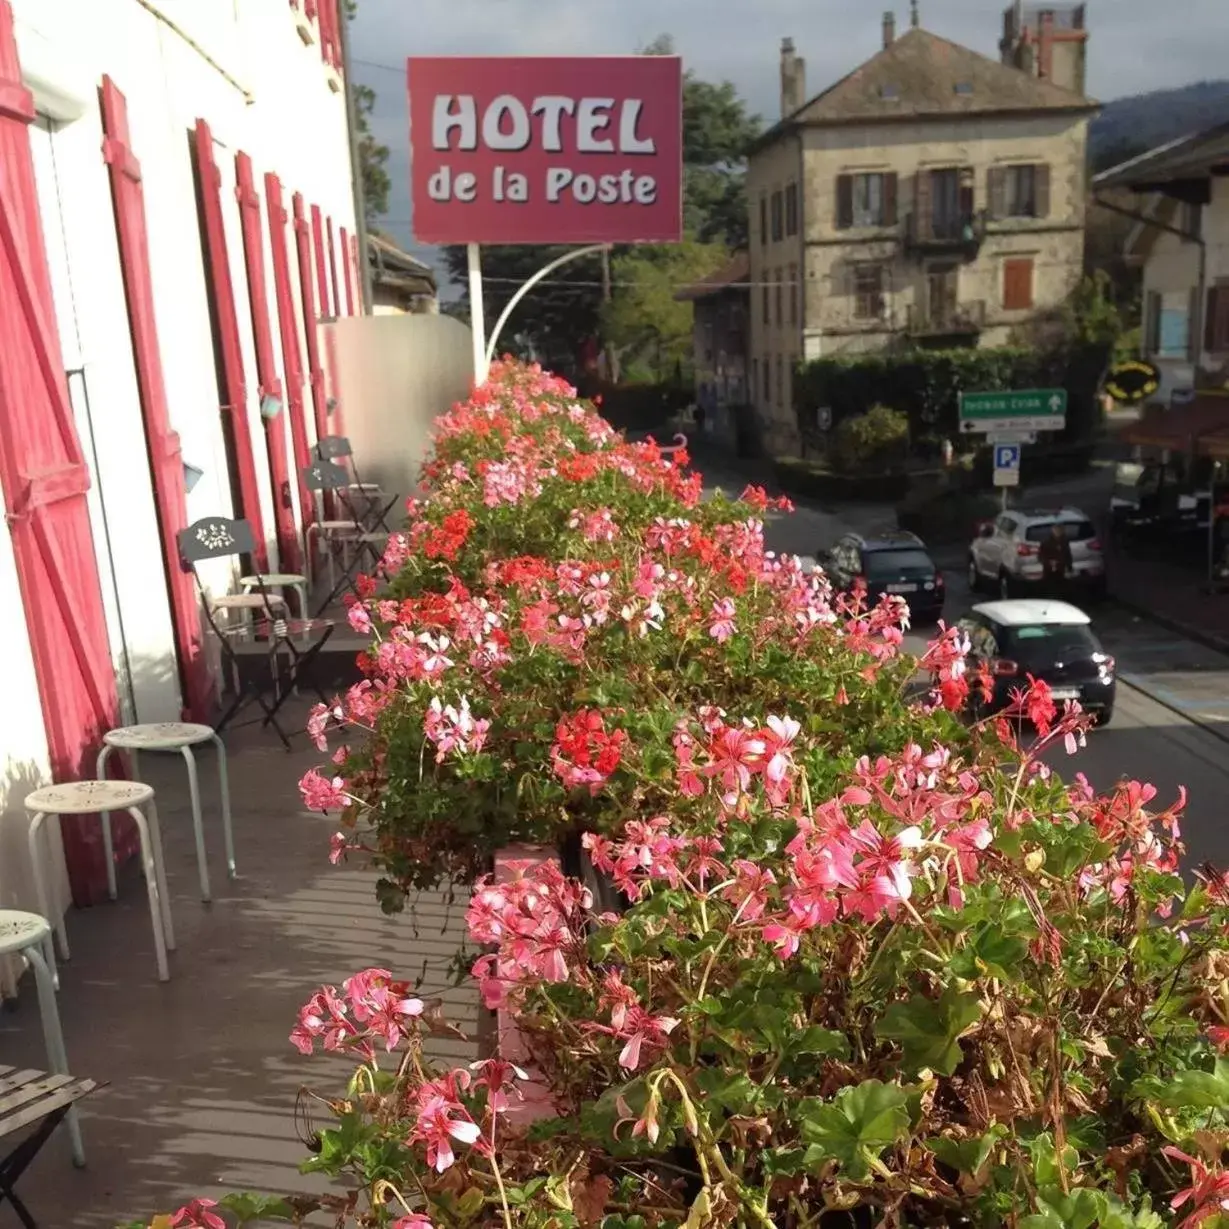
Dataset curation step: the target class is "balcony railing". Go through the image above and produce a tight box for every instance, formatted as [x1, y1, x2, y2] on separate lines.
[903, 210, 987, 258]
[905, 299, 986, 336]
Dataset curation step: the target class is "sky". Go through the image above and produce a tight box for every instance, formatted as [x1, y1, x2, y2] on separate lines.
[350, 0, 1229, 278]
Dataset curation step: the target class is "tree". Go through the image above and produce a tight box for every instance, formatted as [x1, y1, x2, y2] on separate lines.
[642, 35, 761, 248]
[602, 241, 729, 379]
[444, 38, 759, 367]
[343, 1, 391, 222]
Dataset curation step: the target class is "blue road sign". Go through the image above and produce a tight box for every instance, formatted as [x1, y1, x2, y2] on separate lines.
[994, 443, 1021, 471]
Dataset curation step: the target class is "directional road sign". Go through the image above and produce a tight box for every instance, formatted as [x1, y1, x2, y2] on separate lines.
[992, 441, 1021, 488]
[959, 388, 1067, 434]
[986, 431, 1037, 446]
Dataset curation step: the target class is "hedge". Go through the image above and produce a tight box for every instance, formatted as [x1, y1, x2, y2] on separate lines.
[795, 343, 1111, 443]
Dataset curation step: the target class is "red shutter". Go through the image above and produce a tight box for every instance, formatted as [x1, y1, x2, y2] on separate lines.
[234, 152, 301, 572]
[349, 230, 363, 315]
[293, 193, 327, 439]
[265, 173, 314, 536]
[310, 203, 331, 315]
[0, 4, 134, 904]
[326, 215, 341, 319]
[340, 224, 355, 315]
[100, 76, 211, 721]
[192, 119, 268, 571]
[318, 0, 339, 69]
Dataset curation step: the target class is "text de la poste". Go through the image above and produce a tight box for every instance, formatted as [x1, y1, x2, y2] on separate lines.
[406, 56, 683, 245]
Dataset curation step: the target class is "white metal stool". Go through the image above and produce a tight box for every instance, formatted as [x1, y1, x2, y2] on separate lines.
[25, 780, 172, 984]
[0, 911, 85, 1166]
[97, 723, 235, 905]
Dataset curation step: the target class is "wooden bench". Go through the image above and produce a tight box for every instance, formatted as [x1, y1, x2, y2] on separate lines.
[0, 1064, 99, 1228]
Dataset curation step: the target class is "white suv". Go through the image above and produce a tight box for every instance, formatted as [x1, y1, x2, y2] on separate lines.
[968, 507, 1106, 600]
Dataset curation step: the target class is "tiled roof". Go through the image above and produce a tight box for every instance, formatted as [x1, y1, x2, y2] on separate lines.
[674, 252, 750, 302]
[754, 27, 1094, 150]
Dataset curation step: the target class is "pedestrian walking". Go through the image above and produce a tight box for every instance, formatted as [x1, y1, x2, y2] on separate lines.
[1037, 522, 1073, 598]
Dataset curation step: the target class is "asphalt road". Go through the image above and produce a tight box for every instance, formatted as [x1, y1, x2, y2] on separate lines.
[699, 465, 1229, 877]
[907, 562, 1229, 874]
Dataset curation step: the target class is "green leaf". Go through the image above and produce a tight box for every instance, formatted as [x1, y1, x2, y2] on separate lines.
[925, 1125, 1005, 1178]
[948, 923, 1029, 981]
[798, 1080, 911, 1181]
[1154, 1058, 1229, 1111]
[788, 1026, 850, 1060]
[878, 987, 982, 1076]
[220, 1192, 298, 1222]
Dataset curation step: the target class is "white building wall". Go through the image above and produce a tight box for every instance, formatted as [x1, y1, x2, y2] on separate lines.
[1139, 180, 1229, 389]
[12, 0, 357, 728]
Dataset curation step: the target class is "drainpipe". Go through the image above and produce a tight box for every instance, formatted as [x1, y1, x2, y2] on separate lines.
[338, 3, 374, 314]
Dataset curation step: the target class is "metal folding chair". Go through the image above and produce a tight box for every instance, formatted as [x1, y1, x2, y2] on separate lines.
[314, 435, 399, 533]
[178, 517, 335, 751]
[302, 461, 392, 617]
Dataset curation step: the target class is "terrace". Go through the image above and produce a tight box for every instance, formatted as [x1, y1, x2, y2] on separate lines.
[0, 697, 477, 1227]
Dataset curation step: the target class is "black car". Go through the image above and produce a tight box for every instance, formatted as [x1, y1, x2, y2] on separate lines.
[960, 599, 1115, 725]
[820, 530, 946, 623]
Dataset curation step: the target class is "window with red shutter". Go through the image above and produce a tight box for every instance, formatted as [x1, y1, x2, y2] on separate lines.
[293, 193, 328, 438]
[192, 119, 268, 572]
[234, 152, 301, 572]
[0, 6, 126, 904]
[1002, 257, 1034, 311]
[340, 224, 355, 315]
[100, 76, 212, 719]
[265, 172, 315, 537]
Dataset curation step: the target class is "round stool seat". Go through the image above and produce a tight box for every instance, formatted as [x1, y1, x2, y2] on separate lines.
[0, 910, 50, 955]
[103, 723, 215, 751]
[240, 573, 307, 588]
[25, 779, 154, 815]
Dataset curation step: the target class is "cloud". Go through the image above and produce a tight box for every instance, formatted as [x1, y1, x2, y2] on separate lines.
[351, 0, 1228, 259]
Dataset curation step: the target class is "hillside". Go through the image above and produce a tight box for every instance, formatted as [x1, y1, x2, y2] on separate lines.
[1091, 79, 1229, 171]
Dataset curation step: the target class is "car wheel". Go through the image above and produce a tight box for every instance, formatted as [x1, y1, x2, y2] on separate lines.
[967, 557, 980, 592]
[998, 570, 1012, 600]
[1093, 706, 1113, 728]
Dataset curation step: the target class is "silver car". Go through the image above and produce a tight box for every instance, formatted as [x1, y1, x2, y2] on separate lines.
[968, 507, 1106, 600]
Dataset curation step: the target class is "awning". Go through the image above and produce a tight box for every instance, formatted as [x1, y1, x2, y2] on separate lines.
[1117, 394, 1229, 454]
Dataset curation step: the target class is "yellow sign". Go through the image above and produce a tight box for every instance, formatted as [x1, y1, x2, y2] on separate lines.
[1104, 360, 1160, 406]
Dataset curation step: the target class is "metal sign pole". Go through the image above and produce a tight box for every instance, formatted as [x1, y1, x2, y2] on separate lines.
[467, 241, 488, 387]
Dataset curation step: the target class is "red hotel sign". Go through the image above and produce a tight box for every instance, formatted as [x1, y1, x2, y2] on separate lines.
[407, 55, 683, 245]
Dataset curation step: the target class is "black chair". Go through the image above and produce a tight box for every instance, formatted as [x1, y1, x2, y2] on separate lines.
[302, 461, 391, 617]
[314, 435, 399, 533]
[178, 516, 335, 750]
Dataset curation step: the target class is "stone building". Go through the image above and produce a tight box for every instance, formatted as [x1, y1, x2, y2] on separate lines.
[747, 6, 1097, 453]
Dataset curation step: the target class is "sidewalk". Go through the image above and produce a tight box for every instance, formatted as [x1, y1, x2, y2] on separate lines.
[1, 697, 477, 1228]
[1108, 550, 1229, 654]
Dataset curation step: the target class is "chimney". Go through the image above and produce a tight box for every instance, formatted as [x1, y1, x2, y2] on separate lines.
[882, 11, 896, 48]
[779, 37, 806, 118]
[910, 0, 920, 28]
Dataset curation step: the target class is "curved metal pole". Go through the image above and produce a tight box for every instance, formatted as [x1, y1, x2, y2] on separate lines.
[484, 244, 609, 372]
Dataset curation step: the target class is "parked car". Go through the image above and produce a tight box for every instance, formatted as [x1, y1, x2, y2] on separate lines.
[820, 530, 946, 623]
[959, 599, 1115, 725]
[967, 506, 1106, 600]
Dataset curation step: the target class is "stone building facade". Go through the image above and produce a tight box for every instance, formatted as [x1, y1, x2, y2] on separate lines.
[747, 9, 1097, 453]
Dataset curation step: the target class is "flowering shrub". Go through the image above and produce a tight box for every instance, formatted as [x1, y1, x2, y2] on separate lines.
[302, 361, 962, 900]
[134, 364, 1229, 1228]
